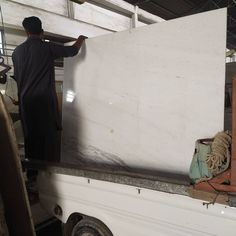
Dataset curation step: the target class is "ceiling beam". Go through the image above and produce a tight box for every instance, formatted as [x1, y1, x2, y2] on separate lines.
[147, 1, 179, 18]
[0, 0, 110, 38]
[87, 0, 163, 23]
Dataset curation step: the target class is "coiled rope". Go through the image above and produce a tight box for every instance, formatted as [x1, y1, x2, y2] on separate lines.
[205, 131, 231, 176]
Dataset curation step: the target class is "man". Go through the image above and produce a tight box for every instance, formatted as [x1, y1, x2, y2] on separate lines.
[12, 16, 87, 161]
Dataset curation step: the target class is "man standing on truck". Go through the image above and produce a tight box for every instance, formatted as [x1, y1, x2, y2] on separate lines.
[12, 16, 87, 161]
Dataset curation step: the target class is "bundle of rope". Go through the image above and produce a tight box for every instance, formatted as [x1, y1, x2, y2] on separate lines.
[205, 131, 231, 176]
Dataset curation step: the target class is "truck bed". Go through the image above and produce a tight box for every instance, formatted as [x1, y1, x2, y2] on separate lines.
[22, 160, 232, 206]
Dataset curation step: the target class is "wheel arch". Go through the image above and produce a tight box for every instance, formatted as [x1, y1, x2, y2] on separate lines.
[63, 212, 114, 236]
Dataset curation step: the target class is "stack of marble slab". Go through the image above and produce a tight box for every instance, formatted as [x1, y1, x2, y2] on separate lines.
[63, 9, 226, 175]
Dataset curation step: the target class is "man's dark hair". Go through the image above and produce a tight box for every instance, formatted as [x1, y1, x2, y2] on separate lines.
[22, 16, 42, 35]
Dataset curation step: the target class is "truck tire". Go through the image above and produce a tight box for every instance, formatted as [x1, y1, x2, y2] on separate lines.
[71, 217, 113, 236]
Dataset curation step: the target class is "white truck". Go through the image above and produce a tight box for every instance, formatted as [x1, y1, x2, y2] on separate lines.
[34, 8, 236, 236]
[34, 162, 236, 236]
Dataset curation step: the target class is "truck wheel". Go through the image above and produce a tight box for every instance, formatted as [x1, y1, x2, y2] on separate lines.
[72, 218, 113, 236]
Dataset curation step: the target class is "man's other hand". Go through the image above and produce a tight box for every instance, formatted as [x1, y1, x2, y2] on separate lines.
[78, 35, 88, 41]
[73, 35, 88, 48]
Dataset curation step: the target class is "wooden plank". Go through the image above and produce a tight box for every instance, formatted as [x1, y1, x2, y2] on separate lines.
[231, 76, 236, 185]
[189, 187, 229, 206]
[0, 93, 35, 236]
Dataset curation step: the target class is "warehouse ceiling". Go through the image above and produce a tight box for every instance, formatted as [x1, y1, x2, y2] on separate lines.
[124, 0, 236, 50]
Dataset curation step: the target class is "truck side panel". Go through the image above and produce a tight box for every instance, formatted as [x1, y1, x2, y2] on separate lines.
[38, 172, 236, 236]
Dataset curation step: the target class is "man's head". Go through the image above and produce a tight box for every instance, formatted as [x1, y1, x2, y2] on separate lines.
[22, 16, 43, 36]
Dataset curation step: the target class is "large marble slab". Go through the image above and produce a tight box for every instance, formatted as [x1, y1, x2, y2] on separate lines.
[63, 9, 227, 174]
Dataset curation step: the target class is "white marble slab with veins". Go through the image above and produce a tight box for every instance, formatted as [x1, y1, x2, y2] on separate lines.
[63, 9, 227, 174]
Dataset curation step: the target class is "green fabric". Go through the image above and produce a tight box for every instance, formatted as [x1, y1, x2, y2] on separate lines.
[189, 140, 213, 183]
